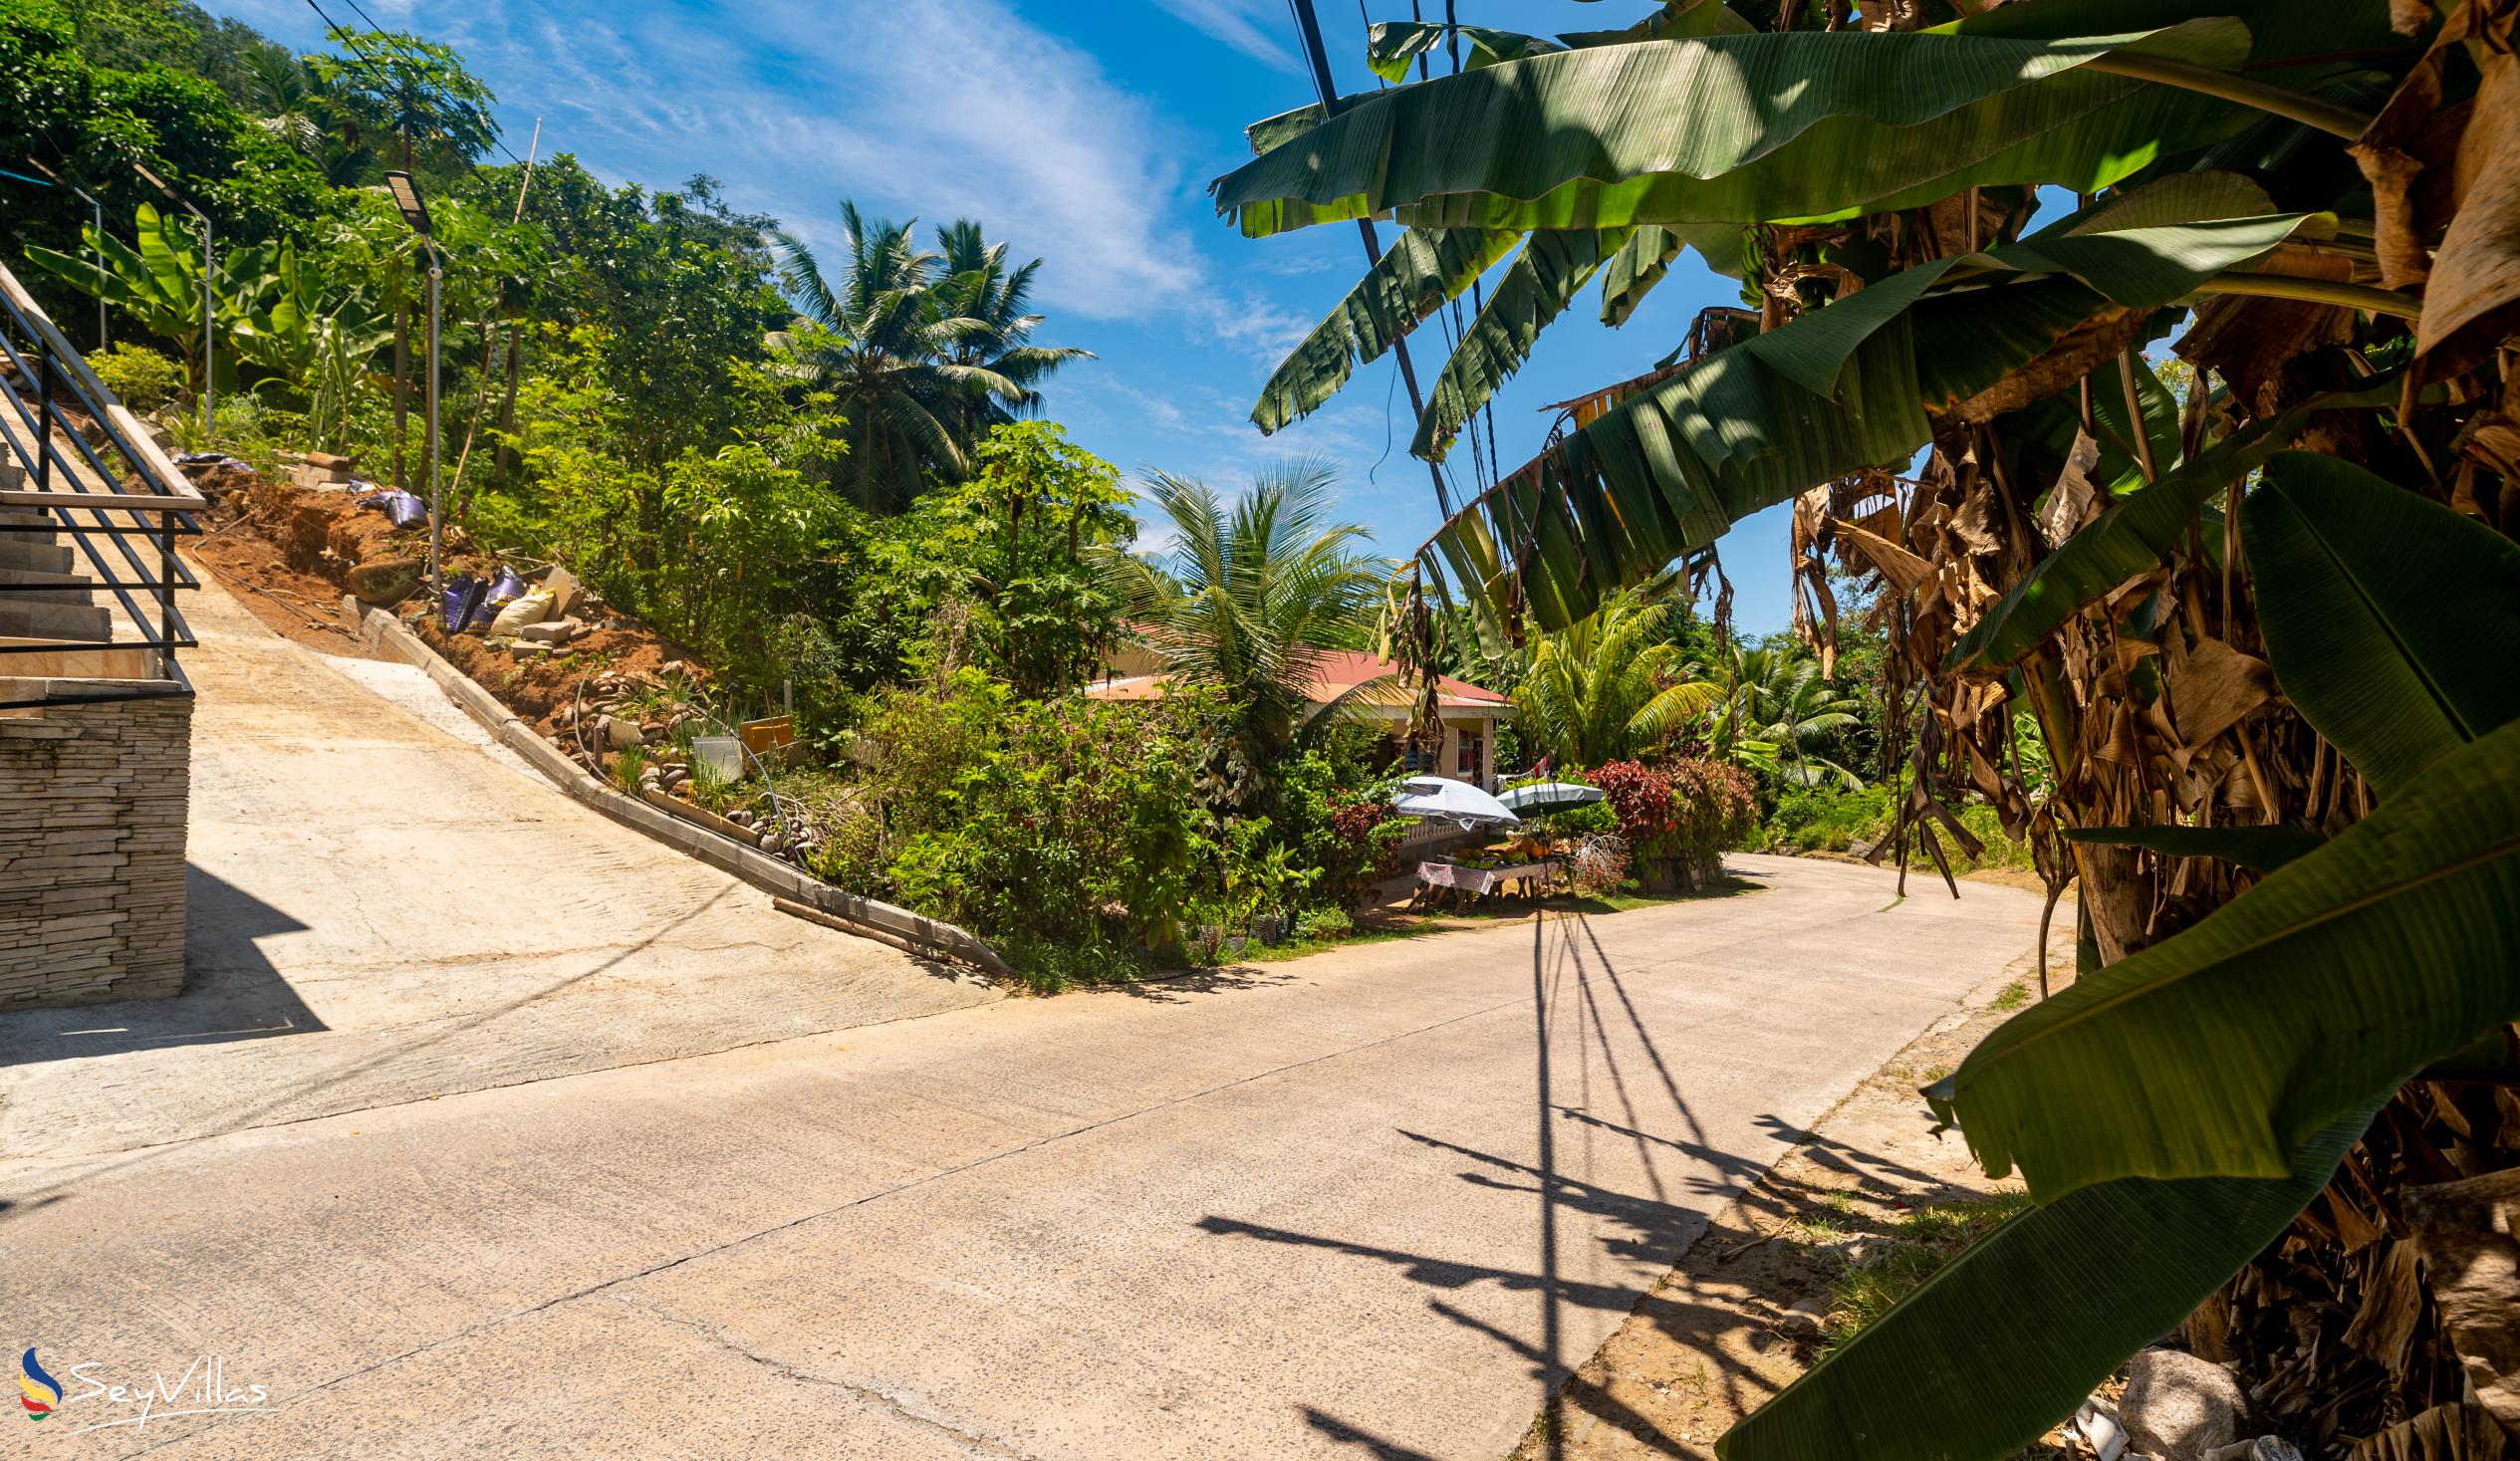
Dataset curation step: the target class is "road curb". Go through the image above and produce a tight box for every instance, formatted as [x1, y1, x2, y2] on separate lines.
[346, 596, 1013, 980]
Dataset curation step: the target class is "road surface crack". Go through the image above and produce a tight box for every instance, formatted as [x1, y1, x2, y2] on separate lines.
[609, 1293, 1040, 1459]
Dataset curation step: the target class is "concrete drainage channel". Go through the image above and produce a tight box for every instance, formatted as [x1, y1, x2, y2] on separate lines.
[342, 595, 1014, 980]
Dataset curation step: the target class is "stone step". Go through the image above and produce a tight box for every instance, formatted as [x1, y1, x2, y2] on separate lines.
[0, 637, 160, 679]
[0, 675, 181, 703]
[0, 599, 111, 640]
[0, 567, 97, 608]
[0, 542, 73, 574]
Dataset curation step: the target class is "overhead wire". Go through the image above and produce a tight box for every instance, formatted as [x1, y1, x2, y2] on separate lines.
[300, 0, 532, 168]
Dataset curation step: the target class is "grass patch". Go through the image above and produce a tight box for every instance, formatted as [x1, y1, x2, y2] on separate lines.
[1822, 1192, 2033, 1353]
[1233, 923, 1447, 964]
[1991, 980, 2031, 1012]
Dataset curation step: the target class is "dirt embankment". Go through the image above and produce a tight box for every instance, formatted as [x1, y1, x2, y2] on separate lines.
[184, 464, 705, 740]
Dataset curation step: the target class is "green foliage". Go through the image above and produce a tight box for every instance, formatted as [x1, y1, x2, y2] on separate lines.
[26, 202, 227, 385]
[309, 29, 496, 177]
[1275, 740, 1411, 908]
[854, 673, 1209, 992]
[1761, 783, 1893, 854]
[1107, 458, 1390, 799]
[85, 341, 183, 410]
[1514, 587, 1722, 768]
[1296, 906, 1354, 942]
[495, 328, 849, 684]
[867, 421, 1134, 698]
[772, 205, 1086, 510]
[1702, 642, 1868, 790]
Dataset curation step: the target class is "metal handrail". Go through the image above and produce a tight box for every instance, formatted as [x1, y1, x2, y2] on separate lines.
[0, 261, 203, 692]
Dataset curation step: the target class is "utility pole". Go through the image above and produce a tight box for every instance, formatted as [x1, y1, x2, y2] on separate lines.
[384, 172, 446, 609]
[1288, 0, 1454, 518]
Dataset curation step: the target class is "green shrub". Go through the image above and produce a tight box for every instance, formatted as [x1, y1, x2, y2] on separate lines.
[1297, 906, 1354, 942]
[88, 344, 187, 413]
[862, 672, 1207, 991]
[1765, 784, 1893, 853]
[1277, 746, 1411, 908]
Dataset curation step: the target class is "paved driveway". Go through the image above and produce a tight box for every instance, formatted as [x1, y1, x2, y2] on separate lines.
[0, 572, 996, 1161]
[2, 825, 2045, 1456]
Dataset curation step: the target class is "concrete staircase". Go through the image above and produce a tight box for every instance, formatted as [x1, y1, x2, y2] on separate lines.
[0, 462, 166, 704]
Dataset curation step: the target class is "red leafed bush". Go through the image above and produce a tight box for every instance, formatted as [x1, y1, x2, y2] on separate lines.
[1590, 758, 1757, 889]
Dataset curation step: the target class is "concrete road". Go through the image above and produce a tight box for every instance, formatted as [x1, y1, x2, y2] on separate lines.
[1, 841, 2046, 1459]
[0, 572, 996, 1161]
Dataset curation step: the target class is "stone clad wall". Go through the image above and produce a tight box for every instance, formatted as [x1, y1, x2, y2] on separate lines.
[0, 694, 191, 1007]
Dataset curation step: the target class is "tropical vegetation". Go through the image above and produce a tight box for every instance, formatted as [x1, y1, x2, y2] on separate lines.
[1216, 0, 2520, 1454]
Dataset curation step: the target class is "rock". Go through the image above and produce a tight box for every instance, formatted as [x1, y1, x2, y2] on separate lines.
[1777, 1293, 1830, 1339]
[601, 716, 641, 752]
[541, 564, 584, 616]
[727, 810, 755, 829]
[510, 640, 553, 658]
[516, 616, 580, 644]
[2122, 1348, 2246, 1460]
[346, 556, 423, 604]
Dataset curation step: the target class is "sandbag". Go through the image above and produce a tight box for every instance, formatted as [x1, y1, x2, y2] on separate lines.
[488, 588, 555, 635]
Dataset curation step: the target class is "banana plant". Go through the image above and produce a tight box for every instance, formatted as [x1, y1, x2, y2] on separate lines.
[225, 242, 393, 452]
[24, 203, 275, 393]
[1722, 459, 2520, 1458]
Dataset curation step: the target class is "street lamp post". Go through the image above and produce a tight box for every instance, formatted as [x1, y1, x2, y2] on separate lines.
[132, 163, 211, 435]
[383, 171, 445, 609]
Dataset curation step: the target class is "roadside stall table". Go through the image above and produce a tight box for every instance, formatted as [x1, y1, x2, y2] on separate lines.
[1412, 857, 1561, 909]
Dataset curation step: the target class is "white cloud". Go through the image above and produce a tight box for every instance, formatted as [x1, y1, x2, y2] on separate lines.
[1143, 0, 1304, 74]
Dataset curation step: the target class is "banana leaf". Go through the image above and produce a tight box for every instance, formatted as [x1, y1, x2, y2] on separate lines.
[1719, 1100, 2380, 1461]
[1251, 227, 1520, 433]
[1411, 229, 1632, 460]
[1421, 181, 2331, 632]
[1600, 225, 1683, 326]
[1213, 21, 2256, 238]
[2244, 452, 2520, 800]
[1366, 22, 1562, 84]
[1945, 719, 2520, 1200]
[2062, 824, 2326, 872]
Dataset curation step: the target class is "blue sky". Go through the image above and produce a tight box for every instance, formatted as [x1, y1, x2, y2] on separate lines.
[211, 0, 1799, 631]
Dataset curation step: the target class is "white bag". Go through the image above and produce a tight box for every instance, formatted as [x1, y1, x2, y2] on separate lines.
[489, 588, 556, 636]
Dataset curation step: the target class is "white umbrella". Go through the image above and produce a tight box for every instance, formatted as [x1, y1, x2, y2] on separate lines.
[1497, 782, 1605, 815]
[1392, 776, 1522, 832]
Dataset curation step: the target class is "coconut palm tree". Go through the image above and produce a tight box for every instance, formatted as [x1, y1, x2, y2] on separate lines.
[1697, 644, 1865, 790]
[1105, 458, 1388, 776]
[1513, 588, 1721, 770]
[773, 203, 1022, 511]
[930, 220, 1093, 446]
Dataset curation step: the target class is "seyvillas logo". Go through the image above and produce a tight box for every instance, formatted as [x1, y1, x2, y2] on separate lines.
[13, 1349, 271, 1434]
[19, 1348, 61, 1419]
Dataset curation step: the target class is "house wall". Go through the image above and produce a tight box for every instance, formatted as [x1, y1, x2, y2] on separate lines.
[0, 693, 191, 1008]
